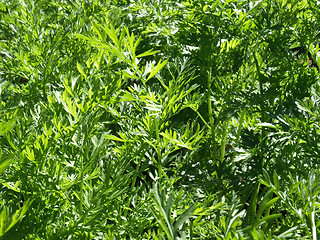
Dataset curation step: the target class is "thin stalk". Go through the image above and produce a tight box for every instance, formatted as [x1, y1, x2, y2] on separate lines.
[253, 50, 266, 169]
[207, 69, 217, 163]
[131, 156, 142, 192]
[189, 219, 193, 240]
[123, 141, 134, 219]
[220, 120, 229, 163]
[79, 155, 84, 213]
[236, 108, 245, 145]
[311, 206, 317, 240]
[232, 108, 245, 161]
[252, 51, 266, 128]
[154, 117, 162, 179]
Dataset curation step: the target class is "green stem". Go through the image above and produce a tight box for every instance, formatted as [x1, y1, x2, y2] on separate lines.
[207, 70, 217, 163]
[220, 120, 229, 163]
[154, 117, 162, 179]
[311, 205, 316, 240]
[253, 51, 266, 126]
[253, 50, 266, 169]
[232, 108, 245, 161]
[79, 156, 83, 213]
[236, 108, 245, 145]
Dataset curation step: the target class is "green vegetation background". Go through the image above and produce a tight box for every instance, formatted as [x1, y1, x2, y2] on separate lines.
[1, 0, 320, 239]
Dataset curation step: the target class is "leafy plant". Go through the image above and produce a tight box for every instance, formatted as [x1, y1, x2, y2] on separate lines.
[1, 0, 320, 238]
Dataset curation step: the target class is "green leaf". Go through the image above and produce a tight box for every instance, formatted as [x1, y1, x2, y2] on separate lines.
[105, 134, 130, 142]
[0, 155, 14, 175]
[256, 122, 277, 129]
[61, 91, 79, 121]
[103, 24, 121, 48]
[0, 119, 15, 135]
[146, 59, 168, 81]
[277, 225, 303, 238]
[173, 204, 194, 235]
[251, 227, 260, 240]
[159, 128, 195, 150]
[136, 49, 160, 58]
[0, 2, 6, 12]
[92, 22, 106, 42]
[257, 196, 279, 220]
[296, 101, 313, 115]
[151, 183, 175, 240]
[77, 62, 87, 79]
[75, 33, 104, 46]
[259, 213, 282, 225]
[0, 199, 34, 237]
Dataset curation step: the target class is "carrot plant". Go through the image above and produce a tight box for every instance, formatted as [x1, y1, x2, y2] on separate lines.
[0, 0, 320, 239]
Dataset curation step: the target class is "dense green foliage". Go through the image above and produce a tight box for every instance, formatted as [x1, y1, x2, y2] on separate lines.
[1, 0, 320, 239]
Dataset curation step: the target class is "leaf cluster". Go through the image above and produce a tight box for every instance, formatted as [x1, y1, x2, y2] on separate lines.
[1, 0, 320, 239]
